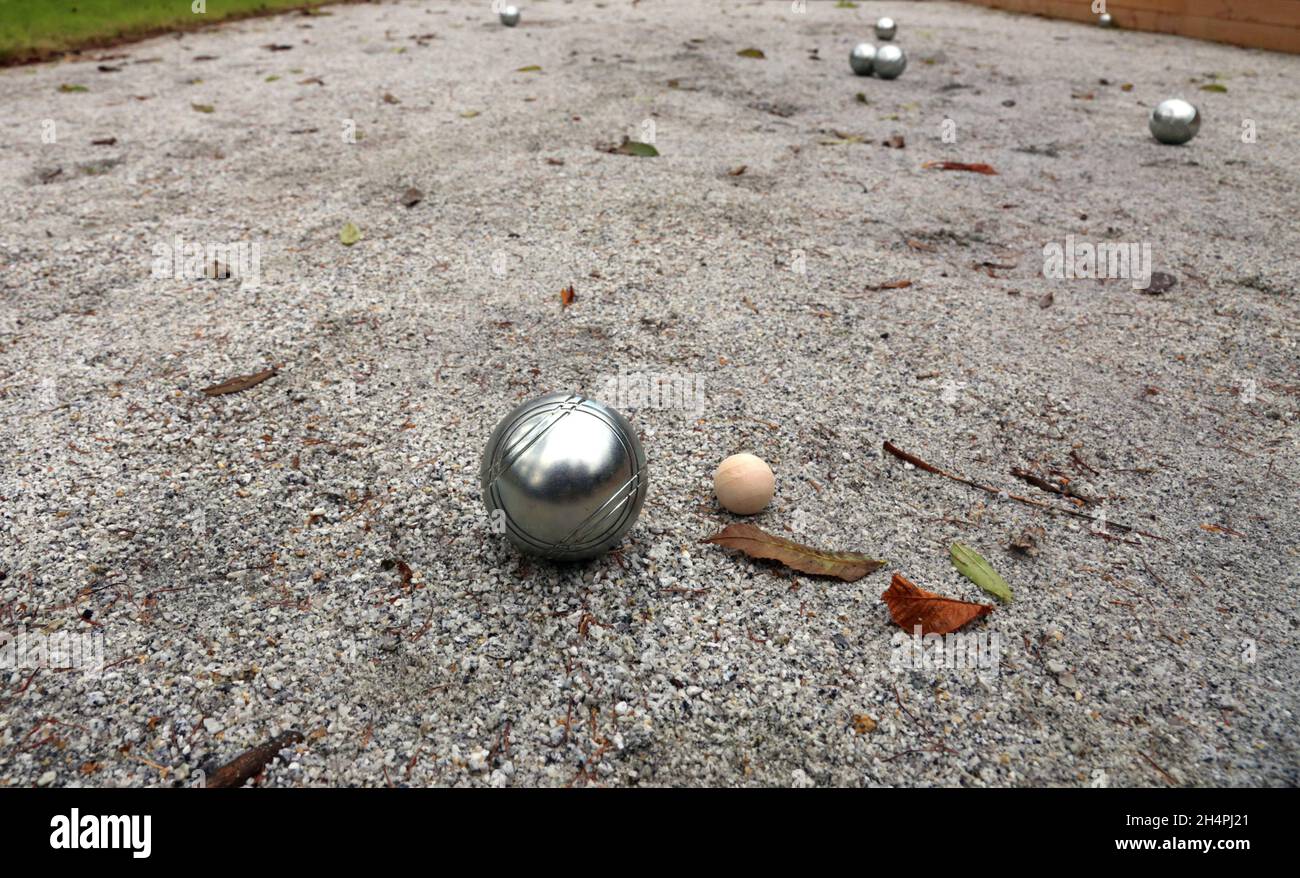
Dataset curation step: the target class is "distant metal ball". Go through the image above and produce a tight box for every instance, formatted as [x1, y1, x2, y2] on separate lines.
[481, 392, 648, 561]
[1149, 98, 1201, 145]
[875, 17, 897, 41]
[873, 44, 907, 80]
[849, 43, 877, 76]
[1097, 12, 1114, 27]
[499, 5, 520, 27]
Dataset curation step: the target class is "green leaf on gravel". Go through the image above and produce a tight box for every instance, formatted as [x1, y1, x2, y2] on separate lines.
[835, 1, 859, 7]
[265, 75, 281, 82]
[459, 110, 480, 118]
[191, 103, 215, 113]
[340, 222, 361, 246]
[515, 65, 542, 72]
[58, 84, 88, 93]
[1200, 83, 1227, 93]
[950, 542, 1013, 602]
[736, 48, 766, 59]
[608, 137, 659, 157]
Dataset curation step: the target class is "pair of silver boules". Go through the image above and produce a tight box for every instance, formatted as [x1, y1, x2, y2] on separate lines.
[850, 43, 906, 79]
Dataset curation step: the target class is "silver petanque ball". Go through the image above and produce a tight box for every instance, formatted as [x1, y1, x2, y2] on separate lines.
[481, 392, 648, 561]
[1149, 98, 1201, 145]
[849, 43, 877, 76]
[1097, 12, 1114, 27]
[873, 44, 907, 80]
[499, 5, 520, 27]
[875, 17, 897, 41]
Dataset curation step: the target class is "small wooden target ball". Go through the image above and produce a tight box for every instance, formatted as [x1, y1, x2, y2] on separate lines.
[713, 453, 775, 515]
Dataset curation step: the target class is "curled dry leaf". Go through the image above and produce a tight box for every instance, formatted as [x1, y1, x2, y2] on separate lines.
[702, 523, 885, 582]
[881, 572, 993, 635]
[560, 285, 576, 309]
[205, 730, 304, 789]
[922, 160, 998, 175]
[200, 368, 277, 397]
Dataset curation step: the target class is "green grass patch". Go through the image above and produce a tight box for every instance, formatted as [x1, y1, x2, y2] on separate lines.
[0, 0, 345, 64]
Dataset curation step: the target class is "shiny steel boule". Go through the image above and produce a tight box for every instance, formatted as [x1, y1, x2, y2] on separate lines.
[1149, 98, 1201, 145]
[481, 392, 648, 561]
[849, 43, 877, 76]
[499, 5, 520, 27]
[873, 44, 907, 80]
[1097, 12, 1114, 27]
[875, 17, 897, 41]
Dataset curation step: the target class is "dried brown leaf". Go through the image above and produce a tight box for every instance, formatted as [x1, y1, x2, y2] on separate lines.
[922, 160, 998, 175]
[205, 730, 304, 789]
[560, 285, 576, 309]
[200, 368, 277, 397]
[880, 572, 993, 635]
[702, 523, 885, 582]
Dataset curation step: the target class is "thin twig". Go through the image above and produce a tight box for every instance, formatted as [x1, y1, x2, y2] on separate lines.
[883, 441, 1165, 540]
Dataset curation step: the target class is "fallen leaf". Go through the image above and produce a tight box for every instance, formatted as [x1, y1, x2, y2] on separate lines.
[855, 92, 869, 104]
[881, 572, 993, 636]
[383, 92, 401, 104]
[1121, 83, 1134, 91]
[458, 109, 480, 118]
[1201, 523, 1245, 537]
[702, 523, 885, 582]
[265, 75, 281, 82]
[1038, 291, 1054, 309]
[262, 43, 294, 51]
[1200, 83, 1228, 93]
[340, 222, 361, 246]
[58, 84, 88, 93]
[866, 278, 912, 291]
[91, 137, 117, 146]
[851, 714, 876, 734]
[97, 64, 121, 73]
[728, 165, 747, 176]
[736, 48, 766, 59]
[200, 368, 277, 397]
[400, 186, 424, 207]
[515, 65, 542, 73]
[191, 103, 215, 113]
[882, 134, 906, 149]
[298, 76, 324, 86]
[606, 136, 659, 157]
[922, 161, 998, 175]
[206, 730, 304, 788]
[560, 285, 576, 309]
[950, 542, 1013, 602]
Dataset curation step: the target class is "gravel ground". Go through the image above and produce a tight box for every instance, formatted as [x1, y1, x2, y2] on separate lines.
[1, 0, 1297, 788]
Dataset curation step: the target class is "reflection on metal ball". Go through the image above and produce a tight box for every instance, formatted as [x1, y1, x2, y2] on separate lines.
[850, 43, 877, 76]
[1149, 98, 1201, 145]
[1098, 12, 1114, 27]
[481, 392, 648, 561]
[875, 17, 897, 41]
[500, 5, 520, 27]
[873, 44, 907, 80]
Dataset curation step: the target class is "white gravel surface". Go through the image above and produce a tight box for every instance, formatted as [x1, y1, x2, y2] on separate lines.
[1, 0, 1297, 787]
